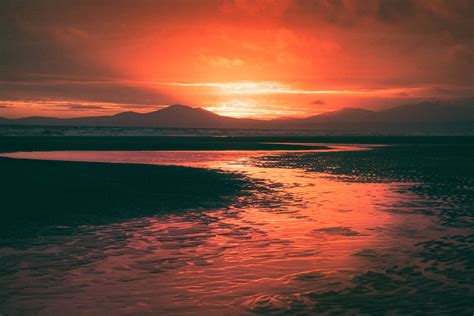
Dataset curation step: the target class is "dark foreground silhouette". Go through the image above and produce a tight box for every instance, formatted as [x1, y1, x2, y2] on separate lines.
[0, 157, 251, 239]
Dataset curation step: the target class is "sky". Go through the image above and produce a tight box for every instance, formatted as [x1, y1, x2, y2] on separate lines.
[1, 0, 473, 119]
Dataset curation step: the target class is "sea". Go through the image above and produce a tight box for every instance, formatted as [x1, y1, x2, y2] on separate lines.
[0, 125, 471, 137]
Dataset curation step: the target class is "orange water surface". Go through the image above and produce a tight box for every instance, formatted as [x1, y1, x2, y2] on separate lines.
[0, 147, 456, 314]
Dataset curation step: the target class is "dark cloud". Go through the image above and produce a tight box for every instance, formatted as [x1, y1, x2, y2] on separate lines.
[0, 0, 204, 108]
[2, 1, 473, 76]
[0, 105, 9, 109]
[0, 0, 213, 79]
[286, 0, 474, 29]
[0, 0, 473, 117]
[311, 99, 325, 105]
[0, 79, 175, 107]
[62, 103, 159, 110]
[377, 0, 415, 22]
[66, 104, 106, 110]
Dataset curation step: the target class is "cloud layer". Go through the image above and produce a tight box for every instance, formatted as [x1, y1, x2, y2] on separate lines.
[1, 0, 473, 118]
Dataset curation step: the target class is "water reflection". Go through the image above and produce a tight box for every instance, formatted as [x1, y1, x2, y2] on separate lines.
[0, 148, 458, 314]
[2, 150, 269, 167]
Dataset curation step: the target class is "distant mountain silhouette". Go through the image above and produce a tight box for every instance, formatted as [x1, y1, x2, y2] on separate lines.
[303, 108, 376, 123]
[1, 101, 473, 133]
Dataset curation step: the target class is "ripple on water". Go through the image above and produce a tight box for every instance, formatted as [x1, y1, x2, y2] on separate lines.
[1, 148, 472, 314]
[312, 226, 364, 236]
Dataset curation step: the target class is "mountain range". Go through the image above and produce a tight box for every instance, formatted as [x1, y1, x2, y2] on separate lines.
[1, 101, 473, 133]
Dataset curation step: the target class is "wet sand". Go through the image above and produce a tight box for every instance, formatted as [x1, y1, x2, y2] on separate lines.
[0, 157, 251, 240]
[0, 136, 329, 153]
[0, 139, 473, 314]
[1, 135, 473, 153]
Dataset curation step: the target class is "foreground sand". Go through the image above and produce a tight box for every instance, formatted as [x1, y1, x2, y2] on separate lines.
[1, 135, 473, 153]
[0, 157, 252, 239]
[0, 137, 473, 314]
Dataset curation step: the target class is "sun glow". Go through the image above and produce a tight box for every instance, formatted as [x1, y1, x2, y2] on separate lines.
[2, 0, 473, 119]
[203, 98, 303, 119]
[161, 81, 441, 96]
[155, 81, 464, 119]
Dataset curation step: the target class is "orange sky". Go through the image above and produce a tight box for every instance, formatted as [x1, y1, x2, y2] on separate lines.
[1, 0, 473, 119]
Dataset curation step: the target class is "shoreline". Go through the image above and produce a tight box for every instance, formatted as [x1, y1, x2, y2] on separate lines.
[0, 136, 329, 153]
[0, 156, 253, 240]
[1, 137, 473, 314]
[1, 135, 473, 154]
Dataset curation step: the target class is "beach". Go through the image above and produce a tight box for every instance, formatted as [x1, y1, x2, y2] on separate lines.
[0, 136, 473, 314]
[3, 0, 473, 313]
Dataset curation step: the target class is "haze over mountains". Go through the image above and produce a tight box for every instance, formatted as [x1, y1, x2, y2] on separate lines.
[1, 101, 473, 133]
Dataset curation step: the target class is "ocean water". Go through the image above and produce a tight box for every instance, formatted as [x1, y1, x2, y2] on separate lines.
[1, 145, 473, 314]
[0, 125, 338, 137]
[1, 125, 469, 137]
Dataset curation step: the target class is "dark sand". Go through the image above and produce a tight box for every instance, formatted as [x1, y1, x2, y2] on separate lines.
[0, 157, 253, 239]
[256, 142, 474, 227]
[0, 136, 322, 238]
[1, 135, 472, 238]
[0, 136, 327, 152]
[252, 141, 474, 314]
[0, 136, 331, 238]
[1, 135, 473, 153]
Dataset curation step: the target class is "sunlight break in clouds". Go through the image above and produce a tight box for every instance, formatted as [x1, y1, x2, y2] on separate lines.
[163, 81, 432, 96]
[1, 0, 473, 118]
